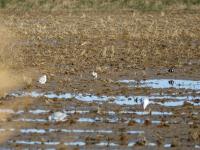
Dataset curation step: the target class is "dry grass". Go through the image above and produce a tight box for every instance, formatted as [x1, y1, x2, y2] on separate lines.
[0, 24, 18, 67]
[0, 25, 21, 96]
[0, 68, 22, 96]
[0, 132, 13, 144]
[1, 0, 200, 11]
[2, 11, 199, 76]
[0, 24, 35, 97]
[0, 8, 199, 148]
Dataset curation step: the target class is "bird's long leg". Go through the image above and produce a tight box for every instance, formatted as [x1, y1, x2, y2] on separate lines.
[97, 101, 101, 115]
[143, 108, 145, 116]
[149, 108, 152, 116]
[75, 105, 77, 114]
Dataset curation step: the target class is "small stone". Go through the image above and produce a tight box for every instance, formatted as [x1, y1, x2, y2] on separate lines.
[128, 120, 136, 126]
[144, 119, 151, 126]
[135, 137, 147, 146]
[168, 68, 174, 73]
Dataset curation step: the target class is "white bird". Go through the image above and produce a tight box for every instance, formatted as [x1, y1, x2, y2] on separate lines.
[39, 75, 47, 84]
[143, 97, 150, 110]
[48, 112, 68, 122]
[92, 71, 98, 79]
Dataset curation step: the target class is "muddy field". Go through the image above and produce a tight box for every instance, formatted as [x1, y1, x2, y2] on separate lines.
[0, 10, 200, 149]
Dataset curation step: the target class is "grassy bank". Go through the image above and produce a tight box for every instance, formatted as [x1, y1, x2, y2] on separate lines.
[1, 0, 200, 11]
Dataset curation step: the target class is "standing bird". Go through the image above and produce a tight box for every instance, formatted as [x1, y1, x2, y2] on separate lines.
[168, 80, 174, 86]
[142, 97, 151, 115]
[39, 75, 47, 84]
[48, 111, 68, 122]
[92, 71, 98, 79]
[143, 97, 150, 110]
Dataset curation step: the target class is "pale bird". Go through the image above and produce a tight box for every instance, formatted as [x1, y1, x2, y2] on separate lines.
[39, 75, 47, 84]
[143, 97, 150, 110]
[92, 71, 98, 79]
[48, 112, 68, 122]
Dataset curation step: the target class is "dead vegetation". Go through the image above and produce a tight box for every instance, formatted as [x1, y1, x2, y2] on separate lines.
[0, 3, 199, 149]
[0, 24, 18, 67]
[1, 11, 199, 77]
[0, 68, 23, 97]
[1, 0, 200, 11]
[0, 24, 35, 96]
[0, 25, 22, 96]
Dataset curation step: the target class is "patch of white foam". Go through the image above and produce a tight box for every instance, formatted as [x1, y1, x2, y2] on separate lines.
[164, 144, 171, 148]
[195, 145, 200, 149]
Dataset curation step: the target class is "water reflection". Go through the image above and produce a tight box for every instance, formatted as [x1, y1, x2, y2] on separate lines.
[118, 79, 200, 90]
[11, 91, 200, 107]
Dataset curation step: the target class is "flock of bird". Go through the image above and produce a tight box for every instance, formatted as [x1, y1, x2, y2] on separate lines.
[38, 72, 150, 122]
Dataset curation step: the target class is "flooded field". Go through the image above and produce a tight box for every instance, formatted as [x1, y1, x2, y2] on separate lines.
[0, 78, 198, 149]
[0, 9, 200, 149]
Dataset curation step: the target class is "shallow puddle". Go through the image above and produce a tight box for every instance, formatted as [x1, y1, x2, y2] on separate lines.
[1, 128, 144, 135]
[9, 140, 60, 145]
[11, 90, 200, 107]
[6, 140, 159, 147]
[2, 78, 200, 149]
[13, 117, 166, 125]
[15, 118, 47, 122]
[9, 140, 197, 149]
[0, 109, 174, 116]
[119, 79, 200, 90]
[164, 144, 172, 148]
